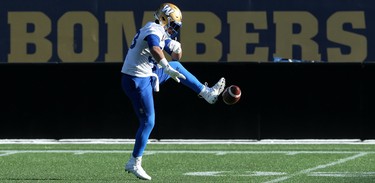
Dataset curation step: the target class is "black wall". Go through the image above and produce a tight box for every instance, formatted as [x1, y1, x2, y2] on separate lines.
[0, 63, 374, 139]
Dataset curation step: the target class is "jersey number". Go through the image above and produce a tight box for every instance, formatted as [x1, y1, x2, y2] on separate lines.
[130, 30, 140, 49]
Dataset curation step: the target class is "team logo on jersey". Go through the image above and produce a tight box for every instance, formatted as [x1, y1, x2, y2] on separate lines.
[162, 4, 174, 16]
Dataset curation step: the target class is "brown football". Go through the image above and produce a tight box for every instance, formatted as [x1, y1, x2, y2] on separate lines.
[222, 85, 241, 105]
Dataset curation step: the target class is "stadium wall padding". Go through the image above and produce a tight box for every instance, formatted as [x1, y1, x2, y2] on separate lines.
[1, 63, 374, 140]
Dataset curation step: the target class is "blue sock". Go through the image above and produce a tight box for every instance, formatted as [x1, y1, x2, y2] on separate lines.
[168, 61, 204, 93]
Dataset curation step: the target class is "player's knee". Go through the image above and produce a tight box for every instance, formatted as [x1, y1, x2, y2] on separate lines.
[143, 115, 155, 129]
[144, 121, 155, 131]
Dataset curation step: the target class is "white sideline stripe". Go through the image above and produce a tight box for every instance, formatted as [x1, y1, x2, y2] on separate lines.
[1, 150, 375, 157]
[1, 139, 375, 144]
[263, 152, 368, 183]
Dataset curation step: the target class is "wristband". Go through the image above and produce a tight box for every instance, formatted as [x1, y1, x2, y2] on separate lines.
[159, 58, 169, 68]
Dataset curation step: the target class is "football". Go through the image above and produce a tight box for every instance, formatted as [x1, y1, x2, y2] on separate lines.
[222, 85, 241, 105]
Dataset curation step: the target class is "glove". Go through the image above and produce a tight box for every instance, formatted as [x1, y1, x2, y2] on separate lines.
[167, 39, 182, 54]
[159, 58, 186, 83]
[164, 64, 186, 83]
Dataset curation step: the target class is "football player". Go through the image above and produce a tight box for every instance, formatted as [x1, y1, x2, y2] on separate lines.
[121, 3, 225, 180]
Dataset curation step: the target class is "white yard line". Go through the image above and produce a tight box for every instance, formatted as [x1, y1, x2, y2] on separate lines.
[309, 171, 375, 177]
[263, 152, 368, 183]
[0, 151, 17, 157]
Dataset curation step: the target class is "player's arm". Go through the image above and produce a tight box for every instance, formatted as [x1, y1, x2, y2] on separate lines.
[149, 45, 165, 62]
[164, 39, 182, 60]
[145, 35, 186, 82]
[145, 34, 165, 62]
[171, 52, 181, 61]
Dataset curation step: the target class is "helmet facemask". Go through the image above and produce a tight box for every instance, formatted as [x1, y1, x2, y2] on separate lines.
[166, 18, 182, 39]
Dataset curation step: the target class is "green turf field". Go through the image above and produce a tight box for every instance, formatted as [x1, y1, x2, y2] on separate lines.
[1, 141, 375, 182]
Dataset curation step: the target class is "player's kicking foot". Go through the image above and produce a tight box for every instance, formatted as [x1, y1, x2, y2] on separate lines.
[199, 77, 226, 104]
[125, 156, 151, 180]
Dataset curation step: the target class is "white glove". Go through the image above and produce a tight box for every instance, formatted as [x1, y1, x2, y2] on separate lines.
[159, 58, 186, 83]
[167, 39, 182, 54]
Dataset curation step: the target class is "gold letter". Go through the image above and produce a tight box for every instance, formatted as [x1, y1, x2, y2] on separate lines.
[274, 11, 321, 61]
[327, 11, 367, 62]
[105, 11, 154, 62]
[58, 12, 99, 62]
[105, 12, 137, 62]
[228, 11, 268, 62]
[180, 12, 222, 62]
[8, 12, 52, 63]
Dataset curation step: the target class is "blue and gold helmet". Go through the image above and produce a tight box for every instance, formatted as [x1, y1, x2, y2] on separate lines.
[154, 3, 182, 38]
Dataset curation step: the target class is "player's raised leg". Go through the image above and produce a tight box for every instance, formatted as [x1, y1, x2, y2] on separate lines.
[198, 77, 226, 104]
[162, 61, 226, 104]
